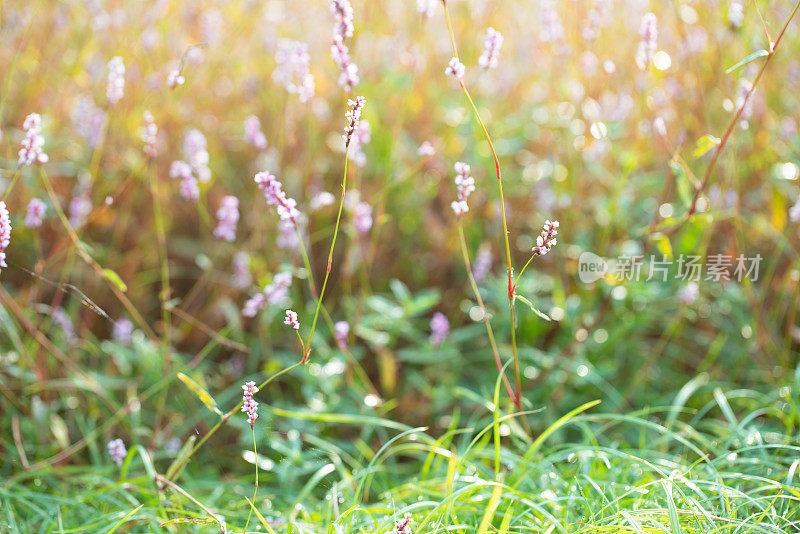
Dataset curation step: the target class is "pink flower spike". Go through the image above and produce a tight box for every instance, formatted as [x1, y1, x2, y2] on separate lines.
[244, 115, 268, 150]
[451, 161, 475, 216]
[241, 381, 259, 428]
[213, 195, 239, 242]
[532, 220, 559, 256]
[284, 309, 300, 330]
[0, 201, 11, 271]
[107, 438, 127, 466]
[445, 57, 465, 79]
[166, 69, 185, 88]
[25, 198, 46, 228]
[343, 96, 366, 148]
[106, 56, 125, 104]
[18, 113, 49, 166]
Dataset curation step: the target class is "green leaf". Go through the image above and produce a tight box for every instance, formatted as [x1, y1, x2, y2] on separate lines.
[693, 134, 720, 159]
[164, 435, 197, 481]
[515, 294, 551, 321]
[107, 505, 143, 533]
[726, 49, 769, 74]
[177, 373, 222, 415]
[102, 268, 128, 292]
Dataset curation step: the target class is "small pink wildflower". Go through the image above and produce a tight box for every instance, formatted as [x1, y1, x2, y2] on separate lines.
[478, 27, 503, 69]
[241, 381, 259, 428]
[430, 312, 449, 347]
[343, 96, 366, 148]
[0, 202, 10, 271]
[242, 272, 292, 317]
[636, 13, 657, 70]
[107, 438, 127, 466]
[353, 201, 373, 234]
[273, 39, 315, 102]
[170, 161, 199, 202]
[255, 171, 301, 224]
[142, 111, 158, 157]
[244, 115, 268, 150]
[106, 56, 125, 104]
[334, 321, 349, 350]
[418, 141, 435, 157]
[166, 69, 185, 88]
[532, 220, 559, 256]
[445, 57, 465, 79]
[451, 162, 475, 216]
[284, 309, 300, 330]
[213, 195, 239, 242]
[18, 113, 49, 166]
[25, 198, 46, 228]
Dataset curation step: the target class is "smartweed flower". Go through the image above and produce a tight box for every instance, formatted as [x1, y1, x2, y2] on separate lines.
[166, 69, 185, 88]
[254, 171, 301, 224]
[417, 0, 436, 18]
[451, 162, 475, 216]
[25, 198, 46, 228]
[343, 96, 366, 148]
[353, 201, 373, 234]
[386, 513, 413, 534]
[183, 129, 211, 182]
[636, 13, 657, 70]
[53, 307, 78, 346]
[241, 381, 259, 428]
[532, 220, 559, 256]
[0, 202, 10, 271]
[106, 56, 125, 104]
[273, 40, 315, 102]
[213, 195, 239, 242]
[418, 141, 435, 157]
[142, 111, 158, 157]
[170, 161, 199, 202]
[284, 309, 300, 330]
[729, 1, 744, 28]
[479, 27, 503, 70]
[334, 321, 349, 350]
[331, 0, 360, 91]
[244, 115, 268, 150]
[430, 312, 449, 347]
[473, 246, 493, 284]
[231, 252, 253, 289]
[71, 95, 106, 149]
[18, 113, 49, 166]
[445, 57, 465, 79]
[107, 438, 127, 466]
[113, 318, 133, 346]
[68, 182, 92, 229]
[242, 272, 292, 317]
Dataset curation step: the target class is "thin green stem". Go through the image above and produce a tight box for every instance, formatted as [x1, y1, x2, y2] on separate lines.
[302, 146, 350, 364]
[457, 223, 517, 406]
[2, 167, 21, 203]
[442, 2, 521, 403]
[295, 226, 318, 298]
[514, 254, 537, 288]
[148, 158, 172, 358]
[243, 429, 258, 534]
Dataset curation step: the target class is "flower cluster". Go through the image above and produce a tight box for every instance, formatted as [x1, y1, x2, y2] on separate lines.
[71, 95, 106, 149]
[241, 381, 259, 428]
[18, 113, 49, 166]
[0, 202, 11, 272]
[106, 56, 125, 104]
[417, 0, 436, 18]
[532, 220, 559, 256]
[445, 57, 465, 79]
[479, 27, 503, 69]
[473, 246, 493, 284]
[53, 307, 78, 346]
[284, 309, 300, 330]
[184, 129, 211, 182]
[242, 271, 292, 317]
[244, 115, 267, 150]
[636, 13, 657, 70]
[213, 195, 239, 242]
[343, 96, 366, 148]
[353, 201, 373, 234]
[385, 513, 413, 534]
[331, 0, 360, 91]
[113, 318, 133, 346]
[334, 321, 349, 350]
[166, 69, 185, 88]
[107, 438, 127, 466]
[25, 198, 46, 228]
[430, 312, 450, 347]
[231, 251, 252, 289]
[273, 39, 315, 103]
[418, 141, 435, 157]
[68, 181, 92, 229]
[451, 162, 475, 216]
[254, 171, 301, 224]
[729, 1, 744, 28]
[541, 0, 565, 44]
[170, 160, 199, 202]
[142, 111, 158, 157]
